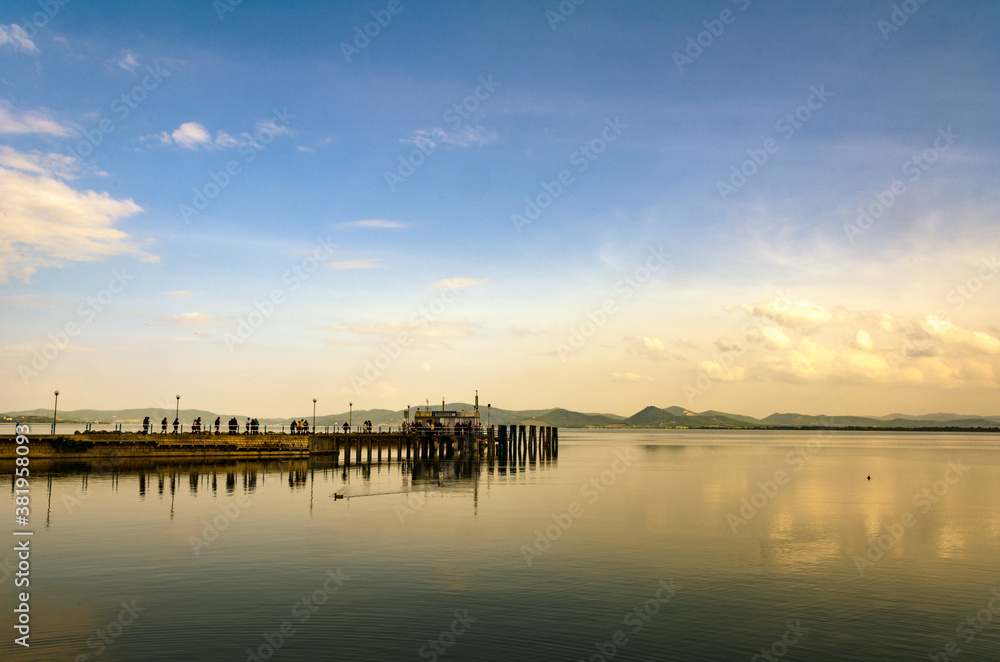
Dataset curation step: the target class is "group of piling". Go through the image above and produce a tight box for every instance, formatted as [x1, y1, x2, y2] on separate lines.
[312, 425, 558, 466]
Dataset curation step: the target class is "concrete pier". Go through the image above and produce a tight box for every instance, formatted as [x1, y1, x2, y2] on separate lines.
[0, 427, 559, 464]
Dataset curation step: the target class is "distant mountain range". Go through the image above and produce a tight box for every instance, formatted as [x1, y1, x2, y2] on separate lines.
[4, 404, 1000, 430]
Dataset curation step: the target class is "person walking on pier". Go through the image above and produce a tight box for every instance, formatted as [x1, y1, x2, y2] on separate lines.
[142, 416, 150, 434]
[161, 417, 167, 433]
[342, 421, 349, 434]
[214, 417, 220, 434]
[172, 417, 179, 434]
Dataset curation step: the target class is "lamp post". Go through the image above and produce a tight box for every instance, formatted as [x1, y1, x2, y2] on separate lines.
[52, 390, 59, 435]
[349, 402, 353, 431]
[487, 403, 491, 428]
[175, 395, 180, 430]
[312, 398, 317, 433]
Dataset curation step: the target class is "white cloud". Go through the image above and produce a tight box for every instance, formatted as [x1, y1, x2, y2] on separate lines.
[169, 122, 212, 149]
[733, 295, 836, 330]
[760, 326, 793, 350]
[0, 101, 70, 136]
[340, 219, 407, 229]
[919, 316, 1000, 355]
[328, 259, 382, 270]
[0, 146, 76, 179]
[401, 125, 497, 149]
[709, 298, 1000, 389]
[852, 329, 875, 351]
[0, 24, 36, 54]
[625, 336, 681, 359]
[433, 277, 485, 290]
[116, 51, 140, 71]
[158, 119, 280, 151]
[254, 119, 291, 140]
[0, 146, 154, 282]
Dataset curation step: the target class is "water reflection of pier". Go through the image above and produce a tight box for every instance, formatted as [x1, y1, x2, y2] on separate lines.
[17, 424, 558, 523]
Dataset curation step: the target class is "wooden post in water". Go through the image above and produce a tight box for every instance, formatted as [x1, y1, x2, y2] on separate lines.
[553, 427, 558, 458]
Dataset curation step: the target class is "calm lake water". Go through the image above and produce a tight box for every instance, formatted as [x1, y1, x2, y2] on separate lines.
[4, 429, 1000, 661]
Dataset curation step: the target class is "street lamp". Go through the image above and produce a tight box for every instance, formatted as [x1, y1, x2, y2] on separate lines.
[487, 403, 491, 428]
[52, 390, 59, 435]
[312, 398, 317, 433]
[349, 402, 353, 431]
[175, 395, 180, 430]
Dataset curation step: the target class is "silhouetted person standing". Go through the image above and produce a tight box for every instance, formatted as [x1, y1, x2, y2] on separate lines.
[142, 416, 150, 434]
[173, 417, 179, 434]
[214, 417, 220, 434]
[161, 417, 167, 433]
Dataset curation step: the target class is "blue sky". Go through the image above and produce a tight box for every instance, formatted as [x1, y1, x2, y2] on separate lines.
[1, 0, 998, 418]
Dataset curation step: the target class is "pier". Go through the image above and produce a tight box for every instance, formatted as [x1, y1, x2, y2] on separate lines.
[0, 425, 558, 464]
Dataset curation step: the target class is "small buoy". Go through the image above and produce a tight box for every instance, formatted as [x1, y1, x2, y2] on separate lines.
[867, 476, 870, 481]
[333, 493, 344, 500]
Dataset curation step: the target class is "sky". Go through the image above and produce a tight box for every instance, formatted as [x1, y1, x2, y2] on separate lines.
[1, 0, 998, 419]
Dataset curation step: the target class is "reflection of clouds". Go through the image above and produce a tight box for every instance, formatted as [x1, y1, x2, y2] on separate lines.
[709, 443, 1000, 568]
[935, 528, 967, 559]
